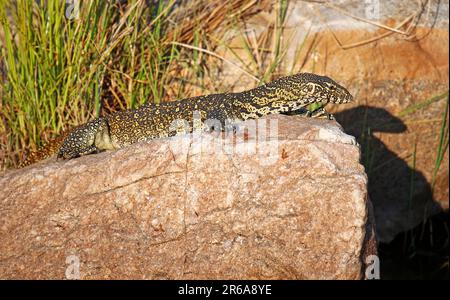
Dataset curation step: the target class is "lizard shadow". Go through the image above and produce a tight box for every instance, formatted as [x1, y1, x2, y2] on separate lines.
[333, 106, 443, 245]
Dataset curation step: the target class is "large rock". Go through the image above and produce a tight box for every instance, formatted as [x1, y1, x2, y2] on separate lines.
[0, 115, 375, 279]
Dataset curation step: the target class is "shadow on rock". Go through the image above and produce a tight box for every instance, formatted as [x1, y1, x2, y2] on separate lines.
[334, 106, 443, 244]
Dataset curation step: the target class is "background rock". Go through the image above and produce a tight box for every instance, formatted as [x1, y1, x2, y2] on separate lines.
[0, 115, 374, 279]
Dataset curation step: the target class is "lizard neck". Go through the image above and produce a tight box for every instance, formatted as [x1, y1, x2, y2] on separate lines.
[230, 83, 310, 120]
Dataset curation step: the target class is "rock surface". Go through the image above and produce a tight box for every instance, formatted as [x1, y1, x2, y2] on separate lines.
[0, 115, 375, 279]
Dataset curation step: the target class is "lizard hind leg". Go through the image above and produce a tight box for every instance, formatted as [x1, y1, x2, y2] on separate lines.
[57, 118, 108, 160]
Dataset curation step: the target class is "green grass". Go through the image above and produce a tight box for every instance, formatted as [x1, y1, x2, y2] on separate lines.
[404, 139, 417, 256]
[398, 91, 449, 118]
[431, 94, 449, 191]
[0, 0, 178, 167]
[0, 0, 257, 169]
[397, 90, 449, 193]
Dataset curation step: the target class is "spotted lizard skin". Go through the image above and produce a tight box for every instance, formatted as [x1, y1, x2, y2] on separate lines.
[20, 73, 352, 167]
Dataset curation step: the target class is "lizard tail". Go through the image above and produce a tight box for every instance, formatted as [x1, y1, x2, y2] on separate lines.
[19, 132, 68, 168]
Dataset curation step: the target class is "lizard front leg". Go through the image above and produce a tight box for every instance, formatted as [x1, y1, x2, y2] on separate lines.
[306, 107, 335, 120]
[57, 117, 111, 160]
[282, 105, 335, 120]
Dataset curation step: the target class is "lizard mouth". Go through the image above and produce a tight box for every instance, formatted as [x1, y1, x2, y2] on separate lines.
[344, 92, 354, 103]
[342, 88, 354, 103]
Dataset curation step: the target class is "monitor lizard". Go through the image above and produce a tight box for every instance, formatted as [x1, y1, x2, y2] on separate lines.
[19, 73, 353, 167]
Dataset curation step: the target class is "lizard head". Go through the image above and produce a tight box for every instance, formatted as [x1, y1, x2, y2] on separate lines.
[269, 73, 353, 105]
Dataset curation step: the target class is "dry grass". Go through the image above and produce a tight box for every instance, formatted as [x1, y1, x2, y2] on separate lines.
[0, 0, 268, 169]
